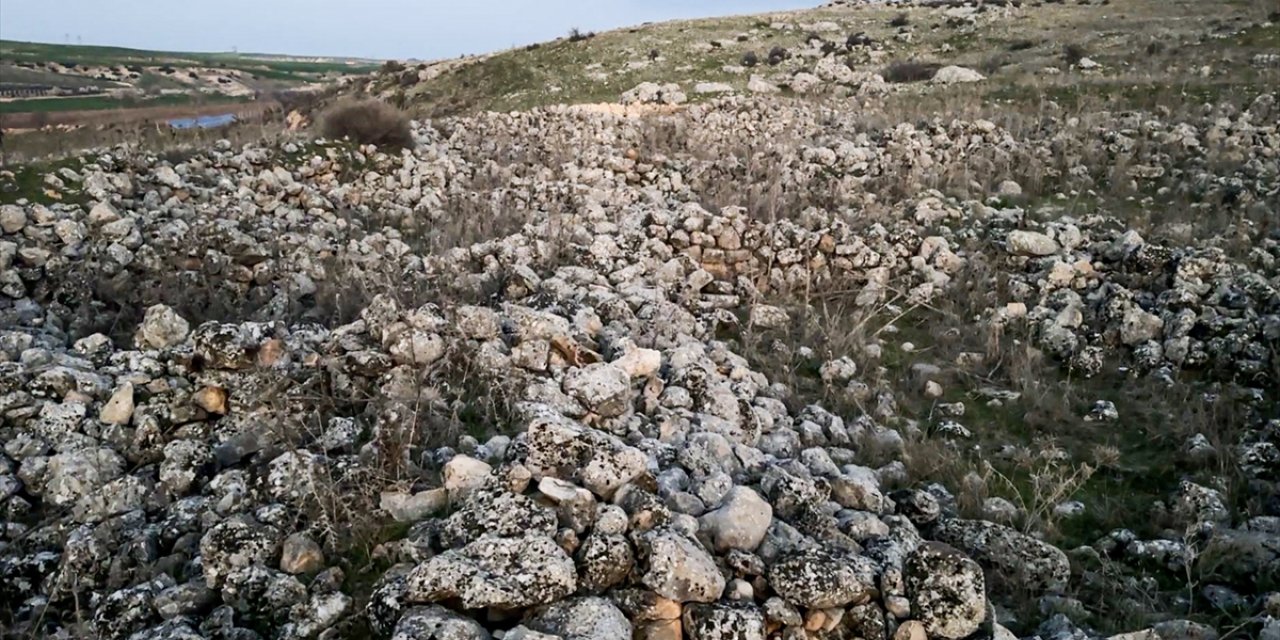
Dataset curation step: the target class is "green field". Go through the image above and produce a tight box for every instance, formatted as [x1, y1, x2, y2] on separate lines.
[0, 39, 379, 73]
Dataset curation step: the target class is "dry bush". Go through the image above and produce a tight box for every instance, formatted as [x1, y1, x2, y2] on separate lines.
[319, 99, 414, 150]
[882, 60, 941, 83]
[890, 12, 911, 27]
[1063, 43, 1088, 65]
[568, 27, 595, 42]
[982, 454, 1096, 536]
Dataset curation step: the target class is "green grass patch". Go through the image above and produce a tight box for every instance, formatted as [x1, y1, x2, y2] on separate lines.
[0, 156, 92, 206]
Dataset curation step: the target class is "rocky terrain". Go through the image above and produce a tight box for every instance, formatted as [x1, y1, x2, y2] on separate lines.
[1, 2, 1279, 640]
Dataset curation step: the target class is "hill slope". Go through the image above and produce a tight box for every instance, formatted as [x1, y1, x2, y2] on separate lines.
[1, 2, 1278, 640]
[353, 0, 1277, 117]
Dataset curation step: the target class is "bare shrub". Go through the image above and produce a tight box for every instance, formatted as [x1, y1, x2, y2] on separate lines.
[882, 60, 941, 83]
[890, 12, 911, 27]
[1063, 43, 1088, 65]
[982, 454, 1096, 537]
[319, 99, 413, 150]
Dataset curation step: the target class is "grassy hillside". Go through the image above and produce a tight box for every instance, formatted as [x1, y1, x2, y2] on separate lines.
[355, 0, 1277, 117]
[0, 39, 381, 116]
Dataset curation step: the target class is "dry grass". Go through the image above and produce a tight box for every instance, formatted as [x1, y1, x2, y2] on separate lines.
[318, 99, 413, 150]
[729, 247, 1260, 635]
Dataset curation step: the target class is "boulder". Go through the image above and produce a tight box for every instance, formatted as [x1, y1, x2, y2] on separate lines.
[768, 548, 877, 608]
[905, 542, 987, 639]
[932, 518, 1070, 593]
[135, 304, 190, 349]
[699, 486, 772, 552]
[526, 596, 633, 640]
[932, 66, 986, 83]
[406, 534, 577, 609]
[1006, 230, 1059, 257]
[636, 528, 726, 603]
[392, 605, 491, 639]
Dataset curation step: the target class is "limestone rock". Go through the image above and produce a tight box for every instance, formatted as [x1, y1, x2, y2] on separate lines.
[406, 534, 576, 609]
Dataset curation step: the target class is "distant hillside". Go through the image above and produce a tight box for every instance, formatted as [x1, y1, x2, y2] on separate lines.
[0, 39, 381, 115]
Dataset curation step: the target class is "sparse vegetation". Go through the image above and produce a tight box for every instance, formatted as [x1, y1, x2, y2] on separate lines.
[318, 99, 413, 149]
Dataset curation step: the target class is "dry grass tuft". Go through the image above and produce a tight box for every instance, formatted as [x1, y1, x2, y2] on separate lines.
[319, 99, 414, 150]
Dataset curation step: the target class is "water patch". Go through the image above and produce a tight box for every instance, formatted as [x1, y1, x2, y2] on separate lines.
[168, 113, 237, 129]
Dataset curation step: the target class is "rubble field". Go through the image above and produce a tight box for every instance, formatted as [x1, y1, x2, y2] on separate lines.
[1, 1, 1278, 640]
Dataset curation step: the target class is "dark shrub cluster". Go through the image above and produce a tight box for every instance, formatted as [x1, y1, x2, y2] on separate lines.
[768, 46, 789, 66]
[319, 99, 414, 150]
[890, 12, 910, 27]
[847, 32, 873, 48]
[882, 60, 941, 83]
[742, 51, 760, 67]
[568, 27, 596, 42]
[1063, 43, 1088, 65]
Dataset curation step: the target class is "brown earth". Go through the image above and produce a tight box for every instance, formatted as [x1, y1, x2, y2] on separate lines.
[0, 101, 277, 131]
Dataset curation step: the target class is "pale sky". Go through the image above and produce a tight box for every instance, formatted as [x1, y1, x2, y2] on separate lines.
[0, 1, 816, 60]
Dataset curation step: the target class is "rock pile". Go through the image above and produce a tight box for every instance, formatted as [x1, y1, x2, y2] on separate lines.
[1, 89, 1278, 640]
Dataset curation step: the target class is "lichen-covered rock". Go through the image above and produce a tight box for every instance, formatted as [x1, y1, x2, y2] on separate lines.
[932, 518, 1070, 593]
[135, 304, 190, 349]
[905, 542, 988, 639]
[563, 363, 633, 417]
[526, 596, 633, 640]
[635, 528, 726, 603]
[44, 447, 125, 506]
[768, 547, 877, 608]
[199, 517, 283, 587]
[392, 605, 491, 639]
[521, 407, 647, 499]
[682, 602, 766, 640]
[436, 485, 557, 548]
[577, 532, 635, 593]
[94, 575, 173, 639]
[406, 534, 576, 608]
